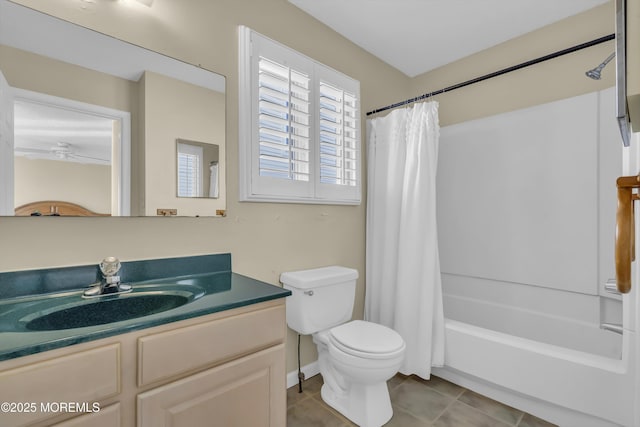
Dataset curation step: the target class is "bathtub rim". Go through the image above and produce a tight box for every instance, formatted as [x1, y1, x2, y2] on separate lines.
[444, 318, 628, 373]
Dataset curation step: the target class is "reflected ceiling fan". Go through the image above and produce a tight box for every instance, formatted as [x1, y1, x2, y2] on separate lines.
[15, 142, 110, 164]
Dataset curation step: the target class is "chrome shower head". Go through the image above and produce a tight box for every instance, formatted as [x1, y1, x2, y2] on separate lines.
[586, 68, 603, 80]
[585, 52, 615, 80]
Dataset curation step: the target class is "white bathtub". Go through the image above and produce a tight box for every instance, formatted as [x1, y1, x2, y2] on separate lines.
[443, 290, 623, 358]
[433, 316, 637, 427]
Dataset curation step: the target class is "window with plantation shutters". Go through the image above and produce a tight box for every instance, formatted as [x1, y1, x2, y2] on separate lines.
[239, 26, 361, 205]
[177, 142, 203, 197]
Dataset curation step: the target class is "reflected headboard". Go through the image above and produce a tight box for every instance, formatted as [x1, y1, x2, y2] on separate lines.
[14, 201, 110, 217]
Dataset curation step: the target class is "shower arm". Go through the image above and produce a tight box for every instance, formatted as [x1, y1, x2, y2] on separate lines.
[616, 175, 640, 293]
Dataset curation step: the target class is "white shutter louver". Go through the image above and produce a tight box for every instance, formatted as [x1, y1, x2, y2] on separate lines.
[319, 82, 358, 187]
[258, 57, 311, 182]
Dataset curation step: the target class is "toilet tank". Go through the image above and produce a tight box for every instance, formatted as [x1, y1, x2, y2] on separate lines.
[280, 266, 358, 335]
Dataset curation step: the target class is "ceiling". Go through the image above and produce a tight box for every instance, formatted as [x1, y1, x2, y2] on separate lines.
[14, 100, 113, 165]
[288, 0, 610, 77]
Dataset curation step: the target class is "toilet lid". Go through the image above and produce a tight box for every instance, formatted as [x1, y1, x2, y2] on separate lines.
[329, 320, 405, 355]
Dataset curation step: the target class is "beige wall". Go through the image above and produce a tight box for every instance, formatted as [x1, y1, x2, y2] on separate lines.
[14, 157, 111, 213]
[0, 0, 623, 374]
[142, 71, 226, 216]
[0, 44, 136, 113]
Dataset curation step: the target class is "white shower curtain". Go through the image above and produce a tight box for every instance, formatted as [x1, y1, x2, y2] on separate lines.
[365, 101, 445, 379]
[209, 163, 219, 198]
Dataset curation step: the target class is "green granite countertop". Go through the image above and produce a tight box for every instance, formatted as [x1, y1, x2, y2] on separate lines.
[0, 271, 290, 361]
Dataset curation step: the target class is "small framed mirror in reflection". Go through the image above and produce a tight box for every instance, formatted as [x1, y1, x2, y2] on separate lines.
[176, 139, 219, 199]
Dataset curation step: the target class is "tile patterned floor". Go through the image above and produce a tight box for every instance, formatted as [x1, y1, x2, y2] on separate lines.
[287, 373, 558, 427]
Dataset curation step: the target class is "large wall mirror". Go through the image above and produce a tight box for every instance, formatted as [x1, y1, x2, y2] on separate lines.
[0, 0, 226, 217]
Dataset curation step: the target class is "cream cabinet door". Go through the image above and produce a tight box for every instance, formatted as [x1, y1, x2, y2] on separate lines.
[50, 403, 121, 427]
[0, 344, 120, 427]
[137, 344, 285, 427]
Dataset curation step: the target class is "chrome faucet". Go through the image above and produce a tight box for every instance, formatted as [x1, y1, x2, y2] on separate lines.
[83, 256, 132, 297]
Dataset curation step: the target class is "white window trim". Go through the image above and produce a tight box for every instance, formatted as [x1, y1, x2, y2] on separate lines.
[238, 26, 361, 205]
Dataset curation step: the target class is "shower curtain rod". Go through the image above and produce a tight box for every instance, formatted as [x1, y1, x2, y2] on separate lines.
[366, 33, 615, 116]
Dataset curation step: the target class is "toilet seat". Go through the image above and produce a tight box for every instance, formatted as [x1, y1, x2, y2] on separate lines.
[329, 320, 405, 360]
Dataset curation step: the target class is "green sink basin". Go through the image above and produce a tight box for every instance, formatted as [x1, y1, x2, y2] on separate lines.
[24, 293, 190, 331]
[8, 284, 206, 332]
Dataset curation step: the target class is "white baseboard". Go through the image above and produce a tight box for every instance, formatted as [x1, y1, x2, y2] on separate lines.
[286, 361, 320, 389]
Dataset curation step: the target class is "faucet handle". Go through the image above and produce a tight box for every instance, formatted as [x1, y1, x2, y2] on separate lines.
[100, 256, 121, 278]
[83, 258, 131, 297]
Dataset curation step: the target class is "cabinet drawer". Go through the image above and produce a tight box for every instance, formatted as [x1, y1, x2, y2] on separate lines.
[138, 304, 285, 386]
[0, 344, 120, 427]
[51, 403, 121, 427]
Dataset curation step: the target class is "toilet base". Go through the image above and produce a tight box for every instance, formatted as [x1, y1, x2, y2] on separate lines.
[320, 380, 393, 427]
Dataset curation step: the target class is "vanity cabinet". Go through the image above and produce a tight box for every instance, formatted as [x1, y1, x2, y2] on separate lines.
[0, 299, 286, 427]
[136, 303, 286, 427]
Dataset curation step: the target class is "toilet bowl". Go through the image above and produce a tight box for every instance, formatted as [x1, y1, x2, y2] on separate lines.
[280, 266, 406, 427]
[316, 320, 405, 426]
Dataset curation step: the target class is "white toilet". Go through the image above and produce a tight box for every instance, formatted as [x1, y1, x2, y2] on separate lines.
[281, 266, 406, 427]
